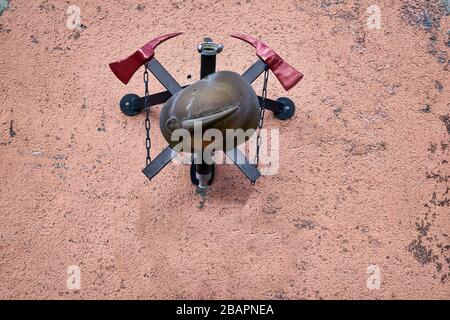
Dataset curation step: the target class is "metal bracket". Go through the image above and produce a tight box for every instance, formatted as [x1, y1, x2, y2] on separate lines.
[257, 96, 284, 113]
[119, 86, 189, 116]
[259, 96, 295, 120]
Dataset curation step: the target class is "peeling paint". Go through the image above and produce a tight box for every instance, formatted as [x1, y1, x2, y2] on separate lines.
[442, 0, 450, 15]
[0, 0, 9, 17]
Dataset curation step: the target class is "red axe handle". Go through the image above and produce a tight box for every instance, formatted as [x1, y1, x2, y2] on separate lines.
[231, 33, 303, 91]
[109, 32, 182, 85]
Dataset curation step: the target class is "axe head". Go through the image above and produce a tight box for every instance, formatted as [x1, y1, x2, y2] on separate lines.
[231, 33, 303, 91]
[109, 49, 153, 85]
[109, 32, 183, 85]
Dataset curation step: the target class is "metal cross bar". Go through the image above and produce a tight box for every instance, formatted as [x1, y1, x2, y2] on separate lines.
[128, 86, 189, 113]
[257, 96, 284, 113]
[225, 147, 261, 183]
[242, 59, 267, 84]
[142, 146, 179, 180]
[147, 58, 183, 95]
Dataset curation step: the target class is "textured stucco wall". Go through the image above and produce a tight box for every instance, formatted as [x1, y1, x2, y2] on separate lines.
[0, 0, 449, 299]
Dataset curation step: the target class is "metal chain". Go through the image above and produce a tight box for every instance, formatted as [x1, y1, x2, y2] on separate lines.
[144, 63, 152, 167]
[252, 66, 269, 185]
[254, 67, 269, 167]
